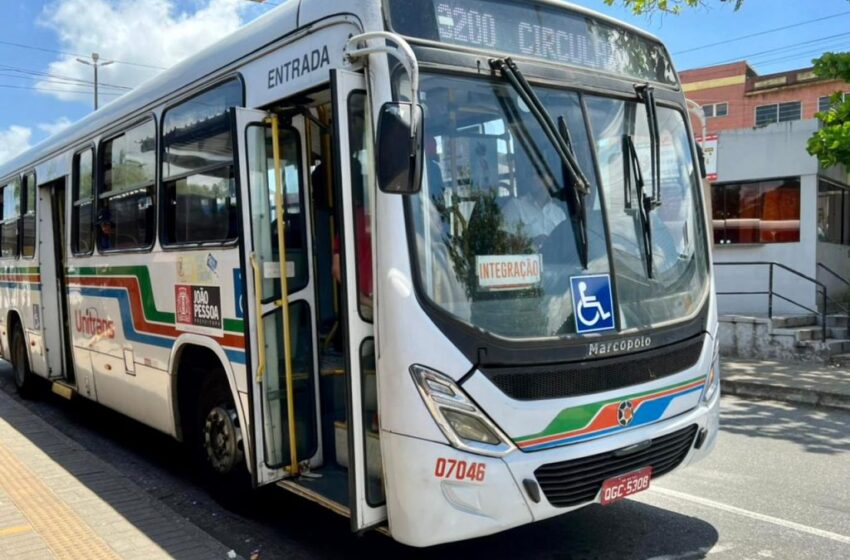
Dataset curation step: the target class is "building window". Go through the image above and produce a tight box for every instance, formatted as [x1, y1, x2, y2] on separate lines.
[755, 101, 801, 127]
[99, 118, 156, 251]
[72, 149, 95, 255]
[817, 180, 850, 245]
[712, 178, 801, 244]
[703, 102, 728, 118]
[818, 92, 849, 113]
[161, 79, 242, 246]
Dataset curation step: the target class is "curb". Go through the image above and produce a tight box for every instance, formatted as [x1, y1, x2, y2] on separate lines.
[721, 379, 850, 411]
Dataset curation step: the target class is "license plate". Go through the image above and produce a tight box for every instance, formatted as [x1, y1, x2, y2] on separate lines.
[599, 466, 652, 505]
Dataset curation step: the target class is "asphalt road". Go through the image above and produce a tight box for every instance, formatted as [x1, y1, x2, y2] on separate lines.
[1, 363, 848, 560]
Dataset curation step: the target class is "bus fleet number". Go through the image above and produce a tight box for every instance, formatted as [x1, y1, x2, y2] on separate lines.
[434, 458, 487, 482]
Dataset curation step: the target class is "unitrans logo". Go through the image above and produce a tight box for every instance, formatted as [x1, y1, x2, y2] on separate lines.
[588, 336, 652, 357]
[75, 308, 115, 338]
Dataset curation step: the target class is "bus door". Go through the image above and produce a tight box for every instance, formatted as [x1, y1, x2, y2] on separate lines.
[36, 177, 71, 382]
[233, 108, 322, 486]
[330, 69, 387, 530]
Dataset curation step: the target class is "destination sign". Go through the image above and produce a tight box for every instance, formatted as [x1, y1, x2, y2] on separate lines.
[386, 0, 677, 86]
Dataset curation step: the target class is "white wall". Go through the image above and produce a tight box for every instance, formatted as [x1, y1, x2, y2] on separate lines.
[713, 121, 822, 316]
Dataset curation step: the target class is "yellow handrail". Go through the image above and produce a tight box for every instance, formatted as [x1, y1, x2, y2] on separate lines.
[250, 254, 266, 383]
[266, 114, 299, 476]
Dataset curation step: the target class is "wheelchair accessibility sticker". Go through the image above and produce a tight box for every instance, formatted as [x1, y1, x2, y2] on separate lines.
[571, 274, 616, 334]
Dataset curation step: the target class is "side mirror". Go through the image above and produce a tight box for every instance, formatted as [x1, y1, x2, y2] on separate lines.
[376, 102, 423, 195]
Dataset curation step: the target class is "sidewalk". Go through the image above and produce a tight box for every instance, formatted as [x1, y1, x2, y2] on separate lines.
[721, 359, 850, 411]
[0, 389, 240, 560]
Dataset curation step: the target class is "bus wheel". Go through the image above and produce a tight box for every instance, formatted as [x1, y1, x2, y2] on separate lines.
[194, 374, 250, 502]
[11, 326, 37, 399]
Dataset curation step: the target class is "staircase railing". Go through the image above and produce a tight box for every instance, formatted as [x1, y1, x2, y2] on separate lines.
[715, 261, 828, 341]
[815, 263, 850, 315]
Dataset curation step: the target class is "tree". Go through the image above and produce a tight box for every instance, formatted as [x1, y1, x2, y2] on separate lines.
[602, 0, 743, 15]
[807, 53, 850, 168]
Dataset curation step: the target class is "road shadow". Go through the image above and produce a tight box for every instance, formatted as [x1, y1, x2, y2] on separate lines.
[719, 397, 850, 456]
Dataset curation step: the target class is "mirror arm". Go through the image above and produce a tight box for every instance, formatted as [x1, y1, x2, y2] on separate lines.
[345, 31, 420, 109]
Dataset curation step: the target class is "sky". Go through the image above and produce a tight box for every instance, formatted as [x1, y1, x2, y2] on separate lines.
[1, 0, 850, 164]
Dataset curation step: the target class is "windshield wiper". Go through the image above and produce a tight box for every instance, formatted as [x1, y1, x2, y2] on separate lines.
[635, 83, 662, 208]
[490, 57, 590, 268]
[623, 134, 654, 278]
[558, 116, 589, 270]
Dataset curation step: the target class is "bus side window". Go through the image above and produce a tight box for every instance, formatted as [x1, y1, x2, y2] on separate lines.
[98, 119, 157, 252]
[1, 179, 21, 258]
[72, 149, 95, 255]
[21, 172, 36, 258]
[161, 78, 243, 246]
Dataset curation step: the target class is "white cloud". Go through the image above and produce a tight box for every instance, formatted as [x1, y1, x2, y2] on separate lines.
[37, 0, 250, 103]
[38, 117, 73, 137]
[0, 125, 33, 165]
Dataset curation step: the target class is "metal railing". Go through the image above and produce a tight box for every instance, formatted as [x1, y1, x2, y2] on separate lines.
[715, 261, 828, 341]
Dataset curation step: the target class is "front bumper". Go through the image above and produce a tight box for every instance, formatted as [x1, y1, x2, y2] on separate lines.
[384, 389, 719, 547]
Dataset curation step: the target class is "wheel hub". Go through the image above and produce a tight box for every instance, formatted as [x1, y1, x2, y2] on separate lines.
[203, 406, 244, 474]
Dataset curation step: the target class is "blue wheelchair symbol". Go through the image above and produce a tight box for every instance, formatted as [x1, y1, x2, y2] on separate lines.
[571, 274, 616, 333]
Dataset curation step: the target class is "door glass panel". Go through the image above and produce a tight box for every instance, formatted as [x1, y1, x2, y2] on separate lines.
[246, 124, 308, 302]
[261, 302, 318, 468]
[347, 92, 375, 322]
[360, 338, 384, 505]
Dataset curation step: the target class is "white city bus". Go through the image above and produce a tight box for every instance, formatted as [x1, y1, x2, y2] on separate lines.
[0, 0, 719, 547]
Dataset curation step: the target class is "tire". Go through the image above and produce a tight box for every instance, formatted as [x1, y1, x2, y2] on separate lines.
[191, 371, 253, 507]
[11, 325, 37, 399]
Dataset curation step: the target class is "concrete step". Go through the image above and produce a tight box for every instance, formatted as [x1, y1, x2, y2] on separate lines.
[829, 353, 850, 366]
[771, 314, 818, 328]
[829, 326, 850, 339]
[770, 326, 823, 343]
[827, 339, 850, 355]
[825, 314, 850, 328]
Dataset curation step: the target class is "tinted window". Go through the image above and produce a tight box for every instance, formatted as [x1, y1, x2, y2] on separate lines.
[99, 119, 156, 251]
[73, 149, 95, 254]
[0, 180, 20, 258]
[162, 79, 243, 245]
[21, 172, 36, 258]
[712, 178, 801, 244]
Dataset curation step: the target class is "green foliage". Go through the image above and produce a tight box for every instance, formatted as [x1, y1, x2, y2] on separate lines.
[602, 0, 744, 15]
[808, 52, 850, 168]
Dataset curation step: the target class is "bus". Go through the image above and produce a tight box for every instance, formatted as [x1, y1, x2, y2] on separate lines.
[0, 0, 719, 547]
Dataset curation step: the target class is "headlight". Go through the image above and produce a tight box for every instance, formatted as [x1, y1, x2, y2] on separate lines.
[410, 365, 514, 457]
[703, 342, 720, 403]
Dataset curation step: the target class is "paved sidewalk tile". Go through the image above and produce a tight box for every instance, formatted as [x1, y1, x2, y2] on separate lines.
[722, 359, 850, 410]
[0, 389, 240, 560]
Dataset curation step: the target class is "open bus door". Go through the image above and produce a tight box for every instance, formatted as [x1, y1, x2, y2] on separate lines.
[330, 69, 387, 530]
[233, 107, 322, 486]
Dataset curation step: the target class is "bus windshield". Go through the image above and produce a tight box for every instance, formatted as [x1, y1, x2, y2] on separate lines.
[407, 72, 709, 339]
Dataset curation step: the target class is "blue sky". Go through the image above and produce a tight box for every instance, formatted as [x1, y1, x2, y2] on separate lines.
[2, 0, 850, 163]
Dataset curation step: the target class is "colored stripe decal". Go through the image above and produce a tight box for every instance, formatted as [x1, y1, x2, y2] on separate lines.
[516, 376, 705, 451]
[67, 266, 244, 333]
[67, 275, 244, 349]
[71, 286, 245, 365]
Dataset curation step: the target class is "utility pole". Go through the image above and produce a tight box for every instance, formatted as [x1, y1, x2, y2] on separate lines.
[76, 52, 113, 111]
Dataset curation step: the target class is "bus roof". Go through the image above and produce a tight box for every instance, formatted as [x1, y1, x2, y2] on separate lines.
[0, 0, 665, 182]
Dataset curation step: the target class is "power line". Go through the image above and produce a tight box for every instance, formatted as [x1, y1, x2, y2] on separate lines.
[0, 40, 166, 70]
[0, 64, 132, 91]
[0, 83, 121, 96]
[674, 10, 850, 55]
[703, 31, 850, 67]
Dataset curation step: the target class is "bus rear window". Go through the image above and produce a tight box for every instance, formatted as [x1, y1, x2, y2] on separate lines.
[385, 0, 677, 86]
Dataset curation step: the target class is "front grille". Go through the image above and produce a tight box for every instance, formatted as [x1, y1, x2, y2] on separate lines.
[483, 336, 704, 401]
[534, 424, 698, 508]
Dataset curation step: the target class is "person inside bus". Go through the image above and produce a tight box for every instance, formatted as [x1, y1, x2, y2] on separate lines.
[500, 170, 566, 245]
[97, 208, 115, 250]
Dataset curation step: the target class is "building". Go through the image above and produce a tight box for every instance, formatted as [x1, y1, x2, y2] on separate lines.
[680, 62, 850, 361]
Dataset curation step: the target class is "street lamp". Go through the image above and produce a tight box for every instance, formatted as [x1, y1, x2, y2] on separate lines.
[76, 52, 114, 111]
